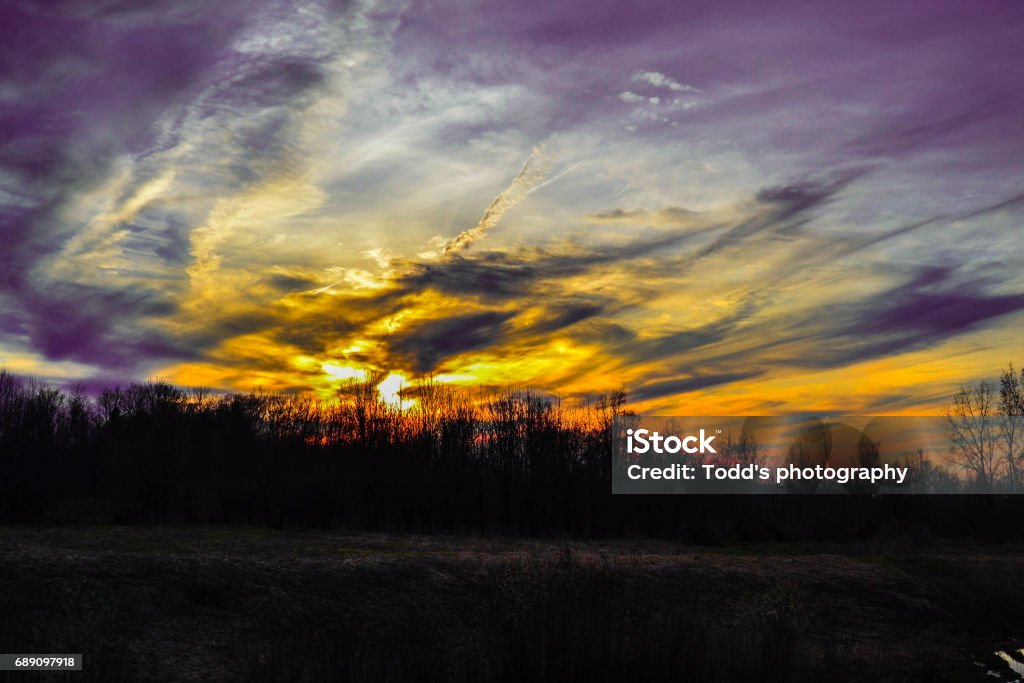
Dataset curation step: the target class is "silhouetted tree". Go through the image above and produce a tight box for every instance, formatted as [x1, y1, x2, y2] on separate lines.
[998, 365, 1024, 490]
[944, 381, 1000, 492]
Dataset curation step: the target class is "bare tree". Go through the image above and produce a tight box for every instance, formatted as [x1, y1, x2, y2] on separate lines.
[1000, 364, 1024, 416]
[944, 381, 1001, 491]
[997, 415, 1022, 492]
[997, 364, 1024, 491]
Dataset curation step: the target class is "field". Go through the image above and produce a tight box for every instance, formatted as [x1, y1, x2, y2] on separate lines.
[0, 527, 1022, 682]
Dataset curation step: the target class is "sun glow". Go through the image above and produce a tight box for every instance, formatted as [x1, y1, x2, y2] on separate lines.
[322, 363, 368, 382]
[377, 372, 415, 410]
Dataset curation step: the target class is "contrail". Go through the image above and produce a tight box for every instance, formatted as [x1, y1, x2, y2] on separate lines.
[310, 278, 345, 295]
[527, 160, 583, 195]
[442, 146, 550, 257]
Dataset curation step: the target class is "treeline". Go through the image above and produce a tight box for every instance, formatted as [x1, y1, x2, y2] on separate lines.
[0, 371, 623, 534]
[2, 369, 1024, 542]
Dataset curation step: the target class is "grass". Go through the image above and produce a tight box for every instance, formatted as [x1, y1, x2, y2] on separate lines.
[0, 526, 1020, 682]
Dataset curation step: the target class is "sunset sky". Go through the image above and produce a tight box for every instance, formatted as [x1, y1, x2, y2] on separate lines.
[2, 0, 1023, 414]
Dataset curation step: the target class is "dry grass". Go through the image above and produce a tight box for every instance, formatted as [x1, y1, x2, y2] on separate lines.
[0, 526, 1020, 681]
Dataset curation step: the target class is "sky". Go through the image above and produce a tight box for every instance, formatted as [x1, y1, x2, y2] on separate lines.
[2, 0, 1023, 414]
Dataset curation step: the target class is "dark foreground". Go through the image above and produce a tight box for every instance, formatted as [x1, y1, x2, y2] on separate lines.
[0, 527, 1022, 682]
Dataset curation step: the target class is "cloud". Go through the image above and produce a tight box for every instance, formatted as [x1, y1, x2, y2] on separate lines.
[0, 283, 187, 372]
[673, 263, 1024, 378]
[523, 301, 606, 335]
[0, 0, 394, 376]
[631, 70, 699, 93]
[159, 163, 1024, 406]
[388, 311, 517, 373]
[631, 371, 764, 402]
[587, 206, 699, 225]
[266, 272, 322, 292]
[825, 266, 1024, 365]
[5, 0, 1024, 415]
[442, 145, 550, 256]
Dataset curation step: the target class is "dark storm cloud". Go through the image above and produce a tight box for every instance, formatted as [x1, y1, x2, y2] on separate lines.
[388, 311, 517, 373]
[399, 256, 542, 299]
[524, 302, 605, 336]
[267, 273, 321, 292]
[182, 311, 296, 353]
[379, 299, 615, 375]
[631, 371, 766, 402]
[271, 313, 359, 353]
[845, 267, 1024, 354]
[0, 283, 188, 371]
[692, 265, 1024, 375]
